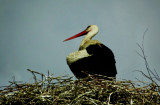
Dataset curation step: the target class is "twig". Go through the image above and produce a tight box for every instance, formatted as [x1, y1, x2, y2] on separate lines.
[136, 28, 159, 87]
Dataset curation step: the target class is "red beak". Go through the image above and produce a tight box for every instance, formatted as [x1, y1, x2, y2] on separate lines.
[63, 30, 88, 42]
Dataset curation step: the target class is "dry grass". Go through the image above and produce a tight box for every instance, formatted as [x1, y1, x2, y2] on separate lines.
[0, 69, 159, 105]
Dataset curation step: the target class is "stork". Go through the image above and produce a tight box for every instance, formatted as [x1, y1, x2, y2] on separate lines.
[64, 25, 117, 80]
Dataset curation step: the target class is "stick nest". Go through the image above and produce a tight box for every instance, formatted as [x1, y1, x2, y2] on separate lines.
[0, 69, 159, 105]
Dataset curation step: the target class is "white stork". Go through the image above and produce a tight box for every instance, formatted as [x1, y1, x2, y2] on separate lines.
[64, 25, 117, 80]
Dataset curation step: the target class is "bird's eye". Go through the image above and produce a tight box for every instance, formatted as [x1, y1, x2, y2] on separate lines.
[87, 25, 91, 29]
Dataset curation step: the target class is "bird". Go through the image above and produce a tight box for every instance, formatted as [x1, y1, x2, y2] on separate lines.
[64, 25, 117, 80]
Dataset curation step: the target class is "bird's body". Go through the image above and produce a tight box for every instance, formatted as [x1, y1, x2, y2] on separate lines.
[64, 25, 117, 79]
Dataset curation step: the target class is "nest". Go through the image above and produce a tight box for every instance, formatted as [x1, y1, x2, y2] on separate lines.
[0, 69, 159, 105]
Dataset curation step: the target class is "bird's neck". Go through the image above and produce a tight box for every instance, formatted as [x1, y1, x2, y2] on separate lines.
[79, 31, 97, 50]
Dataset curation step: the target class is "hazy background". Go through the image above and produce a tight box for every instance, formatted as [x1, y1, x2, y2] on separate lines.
[0, 0, 160, 86]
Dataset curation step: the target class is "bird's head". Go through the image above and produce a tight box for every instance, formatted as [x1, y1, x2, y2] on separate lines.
[63, 25, 99, 42]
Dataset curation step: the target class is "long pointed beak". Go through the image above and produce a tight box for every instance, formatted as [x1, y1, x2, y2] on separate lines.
[63, 30, 88, 42]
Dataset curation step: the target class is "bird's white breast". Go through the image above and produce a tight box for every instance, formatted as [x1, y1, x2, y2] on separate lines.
[66, 49, 92, 65]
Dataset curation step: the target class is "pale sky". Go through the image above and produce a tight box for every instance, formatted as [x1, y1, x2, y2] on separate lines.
[0, 0, 160, 86]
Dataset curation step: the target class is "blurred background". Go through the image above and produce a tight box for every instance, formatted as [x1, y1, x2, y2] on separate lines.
[0, 0, 160, 86]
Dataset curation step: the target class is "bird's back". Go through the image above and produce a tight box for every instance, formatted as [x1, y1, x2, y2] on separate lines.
[67, 40, 117, 79]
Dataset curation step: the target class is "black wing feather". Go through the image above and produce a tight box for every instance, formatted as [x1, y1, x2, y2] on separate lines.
[69, 44, 117, 79]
